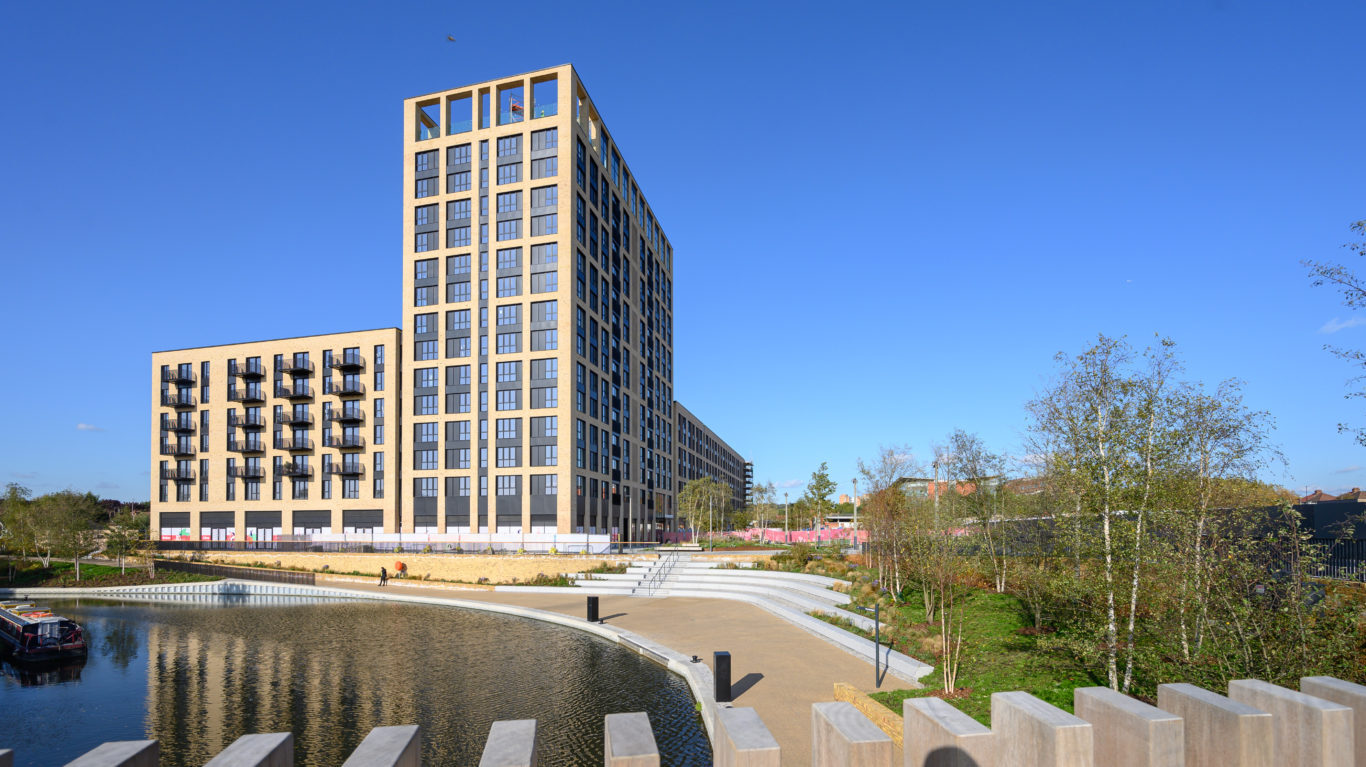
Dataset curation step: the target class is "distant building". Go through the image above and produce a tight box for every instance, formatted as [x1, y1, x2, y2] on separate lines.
[1299, 489, 1340, 504]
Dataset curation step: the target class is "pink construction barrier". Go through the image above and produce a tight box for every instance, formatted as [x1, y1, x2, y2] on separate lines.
[656, 528, 867, 545]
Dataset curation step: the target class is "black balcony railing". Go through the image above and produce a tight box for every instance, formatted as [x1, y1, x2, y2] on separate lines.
[326, 380, 366, 397]
[327, 463, 366, 476]
[159, 442, 196, 456]
[276, 437, 315, 451]
[229, 465, 265, 479]
[275, 384, 313, 399]
[325, 435, 366, 449]
[160, 418, 196, 433]
[161, 392, 197, 408]
[228, 413, 266, 429]
[162, 369, 197, 384]
[277, 411, 314, 426]
[160, 467, 196, 481]
[329, 409, 365, 423]
[228, 440, 267, 453]
[276, 359, 316, 375]
[278, 463, 314, 478]
[329, 353, 365, 371]
[230, 360, 266, 378]
[229, 389, 266, 403]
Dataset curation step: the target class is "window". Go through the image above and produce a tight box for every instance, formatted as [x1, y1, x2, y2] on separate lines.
[416, 477, 437, 497]
[416, 150, 437, 172]
[416, 367, 439, 388]
[447, 143, 471, 164]
[531, 415, 558, 437]
[416, 340, 437, 361]
[452, 448, 471, 469]
[448, 364, 471, 386]
[496, 390, 520, 410]
[447, 309, 471, 331]
[453, 392, 471, 413]
[454, 476, 471, 496]
[449, 336, 471, 358]
[416, 395, 437, 415]
[496, 305, 520, 326]
[447, 226, 471, 248]
[497, 163, 522, 185]
[480, 167, 488, 189]
[532, 79, 557, 118]
[496, 276, 521, 297]
[496, 332, 521, 354]
[496, 418, 520, 439]
[496, 475, 519, 496]
[415, 232, 436, 252]
[416, 449, 438, 470]
[530, 271, 558, 293]
[531, 243, 557, 265]
[447, 199, 471, 220]
[496, 191, 522, 213]
[496, 247, 521, 269]
[531, 299, 558, 322]
[448, 254, 471, 275]
[416, 177, 436, 198]
[498, 135, 521, 157]
[531, 214, 557, 237]
[448, 281, 471, 303]
[531, 329, 558, 351]
[481, 279, 489, 299]
[447, 171, 471, 193]
[531, 387, 558, 408]
[532, 444, 558, 466]
[531, 474, 558, 495]
[496, 219, 521, 241]
[496, 361, 520, 381]
[531, 157, 558, 179]
[531, 186, 558, 208]
[414, 313, 435, 335]
[496, 446, 520, 467]
[531, 358, 558, 379]
[415, 205, 437, 227]
[414, 285, 435, 307]
[531, 127, 558, 151]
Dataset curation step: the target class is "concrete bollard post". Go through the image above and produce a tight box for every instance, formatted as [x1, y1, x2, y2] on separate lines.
[1301, 676, 1366, 767]
[604, 712, 659, 767]
[62, 741, 160, 767]
[1073, 687, 1183, 767]
[1228, 679, 1352, 767]
[903, 697, 995, 767]
[1156, 683, 1272, 767]
[990, 692, 1092, 767]
[715, 651, 733, 703]
[204, 733, 294, 767]
[341, 725, 422, 767]
[714, 706, 780, 767]
[479, 719, 538, 767]
[811, 701, 894, 767]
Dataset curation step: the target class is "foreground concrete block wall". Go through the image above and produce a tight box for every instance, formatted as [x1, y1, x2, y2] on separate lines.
[1072, 686, 1182, 767]
[1228, 679, 1353, 767]
[1156, 683, 1272, 767]
[903, 697, 995, 767]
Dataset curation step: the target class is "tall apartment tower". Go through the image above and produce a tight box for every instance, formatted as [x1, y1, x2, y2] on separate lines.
[403, 65, 676, 538]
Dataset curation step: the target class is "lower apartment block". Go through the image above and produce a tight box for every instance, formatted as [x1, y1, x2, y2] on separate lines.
[151, 329, 401, 542]
[675, 401, 750, 511]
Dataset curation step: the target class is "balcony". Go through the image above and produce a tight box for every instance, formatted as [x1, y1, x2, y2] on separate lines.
[229, 389, 266, 404]
[162, 369, 197, 385]
[326, 380, 366, 397]
[159, 442, 196, 456]
[277, 359, 316, 376]
[228, 440, 267, 453]
[276, 437, 315, 451]
[231, 360, 266, 378]
[160, 418, 195, 433]
[329, 408, 365, 424]
[160, 467, 195, 481]
[329, 352, 365, 371]
[278, 463, 314, 478]
[325, 435, 366, 450]
[277, 411, 314, 426]
[327, 463, 365, 477]
[228, 413, 265, 429]
[229, 465, 265, 479]
[161, 392, 197, 408]
[275, 384, 313, 400]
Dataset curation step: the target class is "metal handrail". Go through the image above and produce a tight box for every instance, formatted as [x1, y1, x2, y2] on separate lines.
[640, 551, 680, 596]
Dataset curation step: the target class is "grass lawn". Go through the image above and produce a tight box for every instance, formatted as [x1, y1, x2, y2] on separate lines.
[3, 561, 220, 588]
[869, 589, 1101, 725]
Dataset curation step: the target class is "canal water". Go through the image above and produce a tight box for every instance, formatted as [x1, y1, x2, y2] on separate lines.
[0, 598, 710, 766]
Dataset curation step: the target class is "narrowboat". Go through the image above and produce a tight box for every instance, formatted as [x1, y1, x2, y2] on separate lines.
[0, 602, 88, 662]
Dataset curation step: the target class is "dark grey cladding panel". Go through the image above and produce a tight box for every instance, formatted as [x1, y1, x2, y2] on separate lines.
[159, 512, 191, 527]
[245, 510, 281, 527]
[414, 514, 437, 528]
[342, 509, 383, 527]
[445, 495, 470, 517]
[201, 511, 235, 527]
[292, 510, 330, 527]
[413, 497, 437, 515]
[530, 495, 555, 517]
[495, 495, 521, 522]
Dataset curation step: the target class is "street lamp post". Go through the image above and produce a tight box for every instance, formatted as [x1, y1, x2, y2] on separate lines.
[852, 477, 859, 552]
[784, 492, 789, 544]
[708, 494, 714, 552]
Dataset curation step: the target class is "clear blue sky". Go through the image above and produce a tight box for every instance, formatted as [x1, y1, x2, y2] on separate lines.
[2, 1, 1363, 502]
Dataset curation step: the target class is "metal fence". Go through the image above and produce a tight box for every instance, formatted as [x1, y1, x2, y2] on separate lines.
[156, 558, 316, 585]
[1312, 537, 1366, 582]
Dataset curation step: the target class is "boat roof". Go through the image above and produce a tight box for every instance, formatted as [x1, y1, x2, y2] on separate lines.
[0, 606, 65, 626]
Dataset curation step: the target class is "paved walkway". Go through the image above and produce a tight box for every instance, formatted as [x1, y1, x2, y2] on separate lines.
[329, 579, 909, 765]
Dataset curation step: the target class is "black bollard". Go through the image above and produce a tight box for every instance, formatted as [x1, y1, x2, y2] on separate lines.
[587, 595, 600, 623]
[714, 651, 732, 702]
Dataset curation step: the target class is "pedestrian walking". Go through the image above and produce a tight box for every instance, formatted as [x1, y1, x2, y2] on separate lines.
[379, 566, 388, 586]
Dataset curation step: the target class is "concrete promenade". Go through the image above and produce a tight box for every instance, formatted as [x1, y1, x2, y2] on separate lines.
[337, 578, 907, 765]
